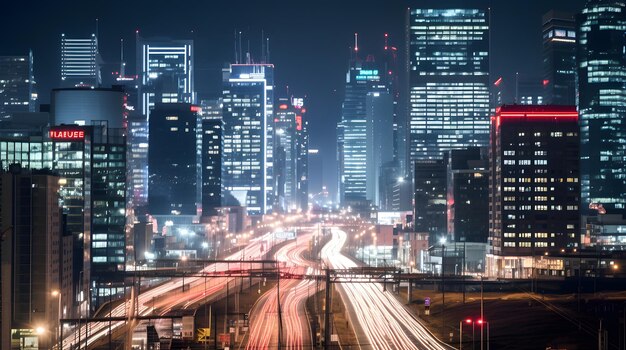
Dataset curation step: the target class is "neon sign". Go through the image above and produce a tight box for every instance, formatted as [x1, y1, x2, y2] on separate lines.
[49, 129, 85, 140]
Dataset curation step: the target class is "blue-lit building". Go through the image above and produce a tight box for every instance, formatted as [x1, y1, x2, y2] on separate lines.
[338, 58, 392, 206]
[0, 53, 37, 119]
[407, 8, 490, 163]
[577, 0, 626, 215]
[61, 34, 100, 88]
[201, 99, 223, 217]
[221, 64, 274, 215]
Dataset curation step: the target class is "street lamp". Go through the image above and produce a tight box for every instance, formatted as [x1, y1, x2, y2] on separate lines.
[459, 318, 475, 350]
[51, 290, 61, 350]
[439, 237, 447, 339]
[477, 319, 490, 350]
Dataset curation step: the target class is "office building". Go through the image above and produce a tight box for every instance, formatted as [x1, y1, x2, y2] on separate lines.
[61, 34, 100, 87]
[200, 99, 223, 217]
[413, 159, 447, 243]
[0, 53, 36, 119]
[128, 113, 149, 208]
[488, 105, 580, 277]
[577, 1, 626, 215]
[446, 148, 489, 243]
[338, 57, 391, 205]
[51, 87, 125, 128]
[516, 78, 544, 105]
[0, 123, 127, 314]
[0, 166, 61, 350]
[137, 37, 195, 119]
[148, 103, 200, 216]
[293, 97, 309, 212]
[273, 97, 309, 212]
[407, 9, 490, 163]
[542, 11, 577, 106]
[221, 64, 274, 215]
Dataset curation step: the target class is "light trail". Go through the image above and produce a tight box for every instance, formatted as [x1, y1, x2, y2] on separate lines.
[62, 230, 287, 349]
[245, 233, 316, 350]
[321, 228, 454, 350]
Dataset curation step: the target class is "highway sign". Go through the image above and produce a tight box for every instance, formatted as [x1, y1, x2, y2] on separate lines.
[196, 328, 211, 342]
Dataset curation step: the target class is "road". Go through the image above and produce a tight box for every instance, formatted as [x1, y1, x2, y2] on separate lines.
[62, 230, 289, 349]
[245, 232, 317, 350]
[321, 227, 454, 350]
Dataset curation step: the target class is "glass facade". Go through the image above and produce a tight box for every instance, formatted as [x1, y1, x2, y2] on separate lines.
[221, 64, 274, 215]
[577, 1, 626, 214]
[408, 9, 490, 162]
[201, 99, 223, 217]
[338, 61, 383, 204]
[0, 53, 36, 119]
[137, 38, 195, 119]
[542, 11, 577, 105]
[60, 34, 100, 87]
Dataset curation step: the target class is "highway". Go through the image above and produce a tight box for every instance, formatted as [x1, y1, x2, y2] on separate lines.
[62, 229, 289, 350]
[321, 227, 454, 350]
[245, 232, 317, 350]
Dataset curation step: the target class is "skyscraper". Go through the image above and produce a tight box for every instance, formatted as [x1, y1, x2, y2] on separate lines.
[338, 56, 392, 206]
[488, 105, 580, 277]
[148, 103, 200, 216]
[542, 11, 577, 105]
[61, 34, 100, 87]
[407, 9, 490, 163]
[273, 97, 309, 212]
[0, 53, 36, 119]
[200, 99, 223, 217]
[137, 37, 195, 119]
[221, 64, 274, 215]
[413, 159, 447, 242]
[0, 166, 61, 350]
[577, 1, 626, 215]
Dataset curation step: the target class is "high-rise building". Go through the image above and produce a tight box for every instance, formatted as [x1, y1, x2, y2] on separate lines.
[273, 97, 309, 212]
[148, 103, 200, 216]
[0, 166, 61, 350]
[446, 148, 489, 243]
[61, 34, 100, 87]
[577, 1, 626, 215]
[542, 11, 577, 106]
[0, 124, 127, 314]
[0, 53, 36, 119]
[128, 113, 149, 208]
[221, 64, 274, 215]
[51, 87, 125, 128]
[407, 9, 490, 163]
[413, 159, 447, 243]
[200, 99, 223, 217]
[137, 37, 195, 119]
[488, 105, 580, 277]
[338, 57, 391, 205]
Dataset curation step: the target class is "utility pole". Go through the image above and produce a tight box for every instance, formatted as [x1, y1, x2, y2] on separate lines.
[324, 268, 331, 350]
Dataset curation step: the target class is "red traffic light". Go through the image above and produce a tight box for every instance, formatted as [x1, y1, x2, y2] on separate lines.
[465, 319, 473, 324]
[477, 319, 485, 324]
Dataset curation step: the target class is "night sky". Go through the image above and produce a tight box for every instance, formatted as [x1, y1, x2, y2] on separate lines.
[1, 0, 587, 197]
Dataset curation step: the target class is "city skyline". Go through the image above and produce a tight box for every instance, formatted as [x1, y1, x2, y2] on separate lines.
[1, 0, 587, 196]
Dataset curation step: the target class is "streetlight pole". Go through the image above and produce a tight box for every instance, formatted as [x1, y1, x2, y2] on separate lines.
[440, 237, 446, 339]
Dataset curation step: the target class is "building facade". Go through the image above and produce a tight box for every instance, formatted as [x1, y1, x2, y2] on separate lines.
[413, 159, 447, 243]
[221, 64, 274, 215]
[61, 34, 100, 87]
[407, 8, 490, 163]
[0, 167, 61, 350]
[0, 53, 36, 119]
[148, 103, 200, 216]
[200, 99, 223, 217]
[488, 105, 580, 278]
[542, 11, 577, 106]
[577, 1, 626, 215]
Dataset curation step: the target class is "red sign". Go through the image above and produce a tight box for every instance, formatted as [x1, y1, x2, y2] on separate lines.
[49, 129, 85, 140]
[296, 116, 302, 131]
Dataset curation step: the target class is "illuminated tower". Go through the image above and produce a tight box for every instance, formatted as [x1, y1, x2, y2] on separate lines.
[61, 34, 100, 87]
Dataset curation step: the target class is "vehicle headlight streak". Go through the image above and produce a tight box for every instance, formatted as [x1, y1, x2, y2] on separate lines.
[321, 228, 452, 350]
